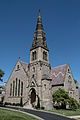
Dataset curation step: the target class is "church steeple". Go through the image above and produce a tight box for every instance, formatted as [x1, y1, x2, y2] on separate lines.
[30, 10, 48, 51]
[36, 9, 43, 31]
[30, 11, 49, 63]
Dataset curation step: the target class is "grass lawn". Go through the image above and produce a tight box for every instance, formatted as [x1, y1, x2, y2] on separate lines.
[0, 108, 37, 120]
[50, 109, 80, 116]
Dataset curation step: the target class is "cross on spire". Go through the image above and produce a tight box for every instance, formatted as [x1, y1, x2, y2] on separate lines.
[38, 9, 40, 16]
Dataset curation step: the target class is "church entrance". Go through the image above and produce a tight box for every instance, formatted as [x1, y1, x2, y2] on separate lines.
[31, 88, 36, 104]
[29, 88, 40, 108]
[30, 88, 36, 107]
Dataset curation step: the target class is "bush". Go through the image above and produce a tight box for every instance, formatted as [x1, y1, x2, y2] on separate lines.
[5, 102, 12, 105]
[5, 102, 21, 106]
[53, 88, 69, 109]
[16, 103, 20, 106]
[41, 106, 45, 110]
[69, 97, 79, 110]
[52, 88, 79, 110]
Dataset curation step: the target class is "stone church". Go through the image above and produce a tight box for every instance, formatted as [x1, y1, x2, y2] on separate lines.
[4, 12, 79, 110]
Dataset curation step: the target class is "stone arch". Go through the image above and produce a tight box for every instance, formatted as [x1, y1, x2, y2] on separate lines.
[29, 88, 40, 108]
[31, 88, 36, 104]
[29, 88, 36, 107]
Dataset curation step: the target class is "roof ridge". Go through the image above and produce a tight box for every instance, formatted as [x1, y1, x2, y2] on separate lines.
[19, 61, 29, 77]
[19, 60, 28, 65]
[52, 64, 68, 70]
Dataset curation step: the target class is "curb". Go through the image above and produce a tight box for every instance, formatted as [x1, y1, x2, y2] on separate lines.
[68, 116, 80, 119]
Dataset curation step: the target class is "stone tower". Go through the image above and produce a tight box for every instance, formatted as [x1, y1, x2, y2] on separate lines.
[28, 11, 52, 110]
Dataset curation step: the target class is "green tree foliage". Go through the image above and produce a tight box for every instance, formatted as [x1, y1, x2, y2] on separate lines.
[52, 88, 79, 110]
[0, 69, 4, 81]
[69, 97, 79, 110]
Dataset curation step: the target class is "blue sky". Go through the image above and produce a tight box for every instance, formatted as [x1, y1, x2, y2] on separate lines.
[0, 0, 80, 84]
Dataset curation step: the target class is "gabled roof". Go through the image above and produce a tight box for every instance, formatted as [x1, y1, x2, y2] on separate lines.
[19, 61, 29, 78]
[5, 60, 28, 85]
[20, 61, 28, 72]
[51, 64, 68, 86]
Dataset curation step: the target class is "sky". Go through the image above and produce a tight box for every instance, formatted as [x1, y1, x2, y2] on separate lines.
[0, 0, 80, 85]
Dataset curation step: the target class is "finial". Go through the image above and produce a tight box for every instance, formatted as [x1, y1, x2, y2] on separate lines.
[38, 9, 41, 16]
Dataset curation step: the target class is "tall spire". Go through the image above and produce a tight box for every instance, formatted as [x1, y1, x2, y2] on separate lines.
[30, 10, 48, 51]
[36, 9, 43, 31]
[38, 9, 40, 16]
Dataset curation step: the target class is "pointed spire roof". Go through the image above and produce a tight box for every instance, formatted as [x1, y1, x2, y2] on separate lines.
[36, 9, 43, 31]
[30, 10, 49, 51]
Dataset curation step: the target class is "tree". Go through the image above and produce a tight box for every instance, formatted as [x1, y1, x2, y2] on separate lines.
[0, 69, 4, 81]
[52, 88, 69, 109]
[52, 88, 79, 110]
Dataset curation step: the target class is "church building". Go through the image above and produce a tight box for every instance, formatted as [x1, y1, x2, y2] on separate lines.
[4, 12, 79, 110]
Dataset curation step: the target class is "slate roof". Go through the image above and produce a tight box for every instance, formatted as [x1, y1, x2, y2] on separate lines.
[51, 64, 68, 86]
[19, 61, 69, 86]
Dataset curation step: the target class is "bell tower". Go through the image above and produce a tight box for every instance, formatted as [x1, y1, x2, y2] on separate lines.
[28, 11, 52, 110]
[30, 10, 49, 63]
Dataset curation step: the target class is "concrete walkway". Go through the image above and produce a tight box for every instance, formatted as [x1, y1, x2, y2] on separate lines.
[68, 116, 80, 120]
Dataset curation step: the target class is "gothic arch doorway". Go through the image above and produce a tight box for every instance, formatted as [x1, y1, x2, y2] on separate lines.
[31, 88, 36, 104]
[30, 88, 36, 107]
[29, 88, 40, 108]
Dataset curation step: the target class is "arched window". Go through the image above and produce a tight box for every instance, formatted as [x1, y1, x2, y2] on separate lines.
[10, 83, 12, 96]
[44, 84, 46, 90]
[32, 74, 34, 78]
[13, 81, 15, 96]
[15, 78, 17, 96]
[17, 65, 19, 70]
[18, 80, 20, 96]
[43, 51, 47, 61]
[34, 51, 37, 60]
[32, 51, 37, 60]
[32, 52, 34, 60]
[68, 75, 71, 79]
[21, 82, 23, 96]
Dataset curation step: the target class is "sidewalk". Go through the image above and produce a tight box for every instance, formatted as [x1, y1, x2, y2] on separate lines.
[68, 116, 80, 120]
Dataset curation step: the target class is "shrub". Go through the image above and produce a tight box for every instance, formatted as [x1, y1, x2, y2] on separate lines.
[41, 106, 45, 110]
[5, 102, 20, 106]
[69, 97, 79, 110]
[52, 88, 79, 110]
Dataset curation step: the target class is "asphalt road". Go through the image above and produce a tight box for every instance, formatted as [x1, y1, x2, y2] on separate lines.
[4, 106, 75, 120]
